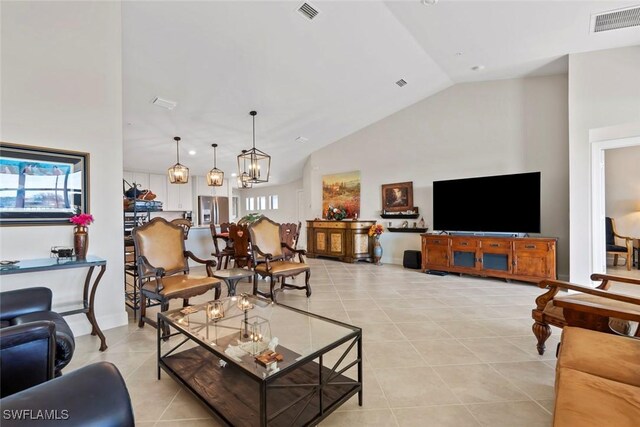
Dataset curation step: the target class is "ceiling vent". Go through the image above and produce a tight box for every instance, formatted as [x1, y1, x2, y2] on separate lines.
[396, 79, 407, 87]
[591, 5, 640, 33]
[298, 3, 319, 20]
[151, 97, 177, 110]
[296, 136, 309, 144]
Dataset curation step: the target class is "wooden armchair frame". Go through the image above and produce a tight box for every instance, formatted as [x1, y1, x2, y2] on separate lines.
[248, 217, 311, 301]
[532, 273, 640, 355]
[132, 218, 221, 329]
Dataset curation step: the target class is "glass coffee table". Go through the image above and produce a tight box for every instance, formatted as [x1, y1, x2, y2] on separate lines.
[157, 295, 362, 426]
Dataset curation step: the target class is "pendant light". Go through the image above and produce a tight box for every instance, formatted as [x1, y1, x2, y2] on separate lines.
[238, 150, 253, 189]
[206, 143, 224, 186]
[237, 111, 271, 184]
[168, 136, 189, 184]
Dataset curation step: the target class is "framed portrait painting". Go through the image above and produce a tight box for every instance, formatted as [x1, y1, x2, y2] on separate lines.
[381, 181, 413, 212]
[0, 142, 90, 226]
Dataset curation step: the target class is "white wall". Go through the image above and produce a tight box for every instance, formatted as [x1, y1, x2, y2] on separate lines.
[569, 46, 640, 284]
[303, 75, 570, 278]
[0, 2, 127, 335]
[239, 179, 303, 226]
[605, 146, 640, 239]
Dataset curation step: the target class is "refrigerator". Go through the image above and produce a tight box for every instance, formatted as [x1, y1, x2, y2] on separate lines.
[198, 196, 229, 226]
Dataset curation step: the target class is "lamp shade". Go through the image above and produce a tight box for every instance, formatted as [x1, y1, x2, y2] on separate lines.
[168, 136, 189, 184]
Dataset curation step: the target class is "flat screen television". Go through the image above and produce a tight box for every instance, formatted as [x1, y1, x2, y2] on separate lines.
[433, 172, 541, 233]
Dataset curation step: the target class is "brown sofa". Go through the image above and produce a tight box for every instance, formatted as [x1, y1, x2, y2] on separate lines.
[554, 327, 640, 426]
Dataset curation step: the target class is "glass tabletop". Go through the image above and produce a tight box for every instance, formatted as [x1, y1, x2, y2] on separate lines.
[159, 295, 360, 380]
[0, 256, 106, 275]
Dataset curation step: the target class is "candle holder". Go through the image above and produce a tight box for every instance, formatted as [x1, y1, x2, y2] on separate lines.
[207, 301, 225, 321]
[239, 316, 271, 355]
[237, 294, 254, 311]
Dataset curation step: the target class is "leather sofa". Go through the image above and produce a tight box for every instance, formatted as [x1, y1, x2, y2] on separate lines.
[0, 287, 75, 377]
[0, 361, 134, 426]
[554, 327, 640, 426]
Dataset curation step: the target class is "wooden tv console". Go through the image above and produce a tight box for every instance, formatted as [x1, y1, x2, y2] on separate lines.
[421, 234, 557, 283]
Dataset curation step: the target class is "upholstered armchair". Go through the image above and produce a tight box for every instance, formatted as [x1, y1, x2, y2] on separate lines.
[0, 287, 75, 378]
[132, 217, 221, 329]
[532, 273, 640, 355]
[606, 217, 633, 271]
[1, 362, 135, 426]
[248, 217, 311, 300]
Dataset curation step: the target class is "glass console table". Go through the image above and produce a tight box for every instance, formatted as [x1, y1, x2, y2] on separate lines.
[0, 256, 108, 351]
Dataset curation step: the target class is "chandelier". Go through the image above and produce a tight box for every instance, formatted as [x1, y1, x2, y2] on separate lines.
[168, 136, 189, 184]
[237, 111, 271, 184]
[206, 143, 224, 186]
[237, 150, 253, 189]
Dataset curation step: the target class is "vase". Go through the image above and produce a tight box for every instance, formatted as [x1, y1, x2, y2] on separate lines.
[373, 236, 383, 265]
[73, 225, 88, 259]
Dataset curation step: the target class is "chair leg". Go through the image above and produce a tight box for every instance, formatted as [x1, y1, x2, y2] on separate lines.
[627, 252, 632, 271]
[138, 293, 146, 328]
[224, 256, 229, 269]
[252, 273, 259, 296]
[532, 321, 551, 355]
[269, 279, 276, 301]
[214, 284, 221, 300]
[182, 299, 190, 307]
[614, 254, 619, 266]
[161, 301, 170, 338]
[215, 256, 222, 271]
[305, 270, 312, 298]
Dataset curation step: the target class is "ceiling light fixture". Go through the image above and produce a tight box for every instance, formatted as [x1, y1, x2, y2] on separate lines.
[168, 136, 189, 184]
[188, 150, 196, 156]
[237, 111, 271, 184]
[206, 143, 224, 187]
[238, 150, 253, 189]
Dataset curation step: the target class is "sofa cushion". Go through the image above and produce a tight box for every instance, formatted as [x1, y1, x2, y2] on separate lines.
[558, 327, 640, 388]
[554, 367, 640, 427]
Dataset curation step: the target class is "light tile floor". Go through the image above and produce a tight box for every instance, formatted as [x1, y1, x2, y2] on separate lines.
[69, 259, 558, 426]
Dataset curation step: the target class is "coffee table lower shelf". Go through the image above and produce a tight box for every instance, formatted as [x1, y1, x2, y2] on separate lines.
[160, 346, 360, 426]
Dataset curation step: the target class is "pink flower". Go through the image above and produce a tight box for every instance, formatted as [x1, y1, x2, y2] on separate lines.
[70, 213, 94, 227]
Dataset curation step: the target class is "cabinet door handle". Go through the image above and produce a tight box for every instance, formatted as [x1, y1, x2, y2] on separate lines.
[489, 243, 499, 247]
[460, 242, 468, 246]
[525, 244, 535, 249]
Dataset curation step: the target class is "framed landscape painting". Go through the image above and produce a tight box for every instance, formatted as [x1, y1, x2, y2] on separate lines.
[0, 142, 90, 226]
[322, 171, 361, 219]
[381, 181, 413, 212]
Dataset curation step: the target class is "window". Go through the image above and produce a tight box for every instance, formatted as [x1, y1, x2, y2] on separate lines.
[269, 195, 279, 210]
[257, 196, 267, 210]
[245, 197, 254, 211]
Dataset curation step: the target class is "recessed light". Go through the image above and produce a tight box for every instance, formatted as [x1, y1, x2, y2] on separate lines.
[188, 150, 196, 156]
[421, 0, 438, 5]
[471, 65, 485, 71]
[231, 173, 238, 177]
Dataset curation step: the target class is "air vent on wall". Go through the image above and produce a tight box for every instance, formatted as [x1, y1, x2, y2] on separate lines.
[151, 97, 177, 110]
[298, 3, 319, 20]
[396, 79, 407, 87]
[591, 5, 640, 33]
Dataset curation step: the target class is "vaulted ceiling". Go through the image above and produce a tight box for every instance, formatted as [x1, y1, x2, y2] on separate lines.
[122, 1, 640, 185]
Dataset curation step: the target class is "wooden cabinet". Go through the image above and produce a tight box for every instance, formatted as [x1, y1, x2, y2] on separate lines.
[148, 174, 168, 206]
[306, 220, 375, 263]
[421, 234, 557, 283]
